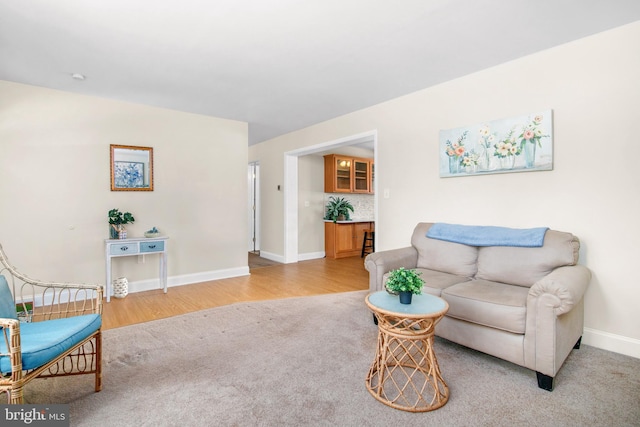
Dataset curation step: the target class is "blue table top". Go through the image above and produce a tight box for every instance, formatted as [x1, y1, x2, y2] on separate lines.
[367, 291, 447, 316]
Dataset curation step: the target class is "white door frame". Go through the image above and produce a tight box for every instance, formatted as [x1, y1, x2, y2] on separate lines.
[283, 130, 378, 264]
[247, 161, 260, 252]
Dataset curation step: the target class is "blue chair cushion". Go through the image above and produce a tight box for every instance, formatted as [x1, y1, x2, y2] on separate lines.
[0, 314, 101, 373]
[0, 275, 17, 320]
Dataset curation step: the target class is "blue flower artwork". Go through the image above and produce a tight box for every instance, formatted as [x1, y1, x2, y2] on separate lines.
[114, 161, 145, 188]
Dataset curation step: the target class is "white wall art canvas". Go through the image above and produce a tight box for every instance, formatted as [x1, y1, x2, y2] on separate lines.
[439, 110, 553, 177]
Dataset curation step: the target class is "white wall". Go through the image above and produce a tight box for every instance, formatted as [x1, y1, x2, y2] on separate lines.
[297, 155, 325, 258]
[0, 81, 249, 293]
[249, 22, 640, 357]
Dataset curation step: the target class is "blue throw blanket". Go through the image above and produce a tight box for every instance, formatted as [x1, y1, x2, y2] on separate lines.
[426, 223, 548, 247]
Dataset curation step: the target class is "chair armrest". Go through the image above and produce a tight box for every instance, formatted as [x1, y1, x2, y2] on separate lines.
[528, 265, 591, 316]
[0, 317, 19, 329]
[364, 246, 418, 291]
[0, 318, 21, 377]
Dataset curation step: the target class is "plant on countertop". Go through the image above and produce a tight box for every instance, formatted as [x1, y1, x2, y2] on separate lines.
[385, 267, 424, 295]
[324, 196, 354, 223]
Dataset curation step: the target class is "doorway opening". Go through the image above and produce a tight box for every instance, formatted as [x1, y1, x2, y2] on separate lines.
[283, 130, 378, 264]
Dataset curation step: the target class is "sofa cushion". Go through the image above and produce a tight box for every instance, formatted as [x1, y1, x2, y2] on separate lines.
[415, 268, 470, 297]
[411, 223, 478, 277]
[441, 280, 529, 334]
[476, 230, 580, 287]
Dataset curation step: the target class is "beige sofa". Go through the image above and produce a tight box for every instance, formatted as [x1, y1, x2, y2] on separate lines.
[364, 222, 591, 391]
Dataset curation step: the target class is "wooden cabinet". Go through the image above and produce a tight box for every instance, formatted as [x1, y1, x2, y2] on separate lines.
[324, 154, 374, 194]
[324, 154, 352, 193]
[325, 221, 375, 259]
[353, 158, 370, 193]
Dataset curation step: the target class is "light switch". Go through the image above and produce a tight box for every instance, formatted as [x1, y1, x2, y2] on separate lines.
[383, 189, 390, 199]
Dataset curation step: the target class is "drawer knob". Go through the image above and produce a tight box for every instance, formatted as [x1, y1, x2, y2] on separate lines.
[120, 246, 128, 251]
[149, 245, 156, 249]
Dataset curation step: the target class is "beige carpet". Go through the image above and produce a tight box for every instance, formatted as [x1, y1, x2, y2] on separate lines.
[24, 291, 640, 426]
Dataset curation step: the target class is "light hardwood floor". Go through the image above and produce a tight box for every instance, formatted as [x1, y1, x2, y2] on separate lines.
[102, 255, 369, 330]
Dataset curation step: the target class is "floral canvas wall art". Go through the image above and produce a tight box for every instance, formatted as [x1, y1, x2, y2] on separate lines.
[439, 110, 553, 177]
[114, 161, 145, 188]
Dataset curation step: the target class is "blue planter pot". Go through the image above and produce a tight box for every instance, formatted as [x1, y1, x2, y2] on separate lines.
[399, 291, 413, 304]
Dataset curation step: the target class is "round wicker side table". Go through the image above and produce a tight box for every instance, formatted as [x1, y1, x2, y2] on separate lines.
[365, 291, 450, 412]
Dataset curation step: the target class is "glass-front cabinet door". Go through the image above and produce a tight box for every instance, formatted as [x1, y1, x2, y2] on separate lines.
[335, 157, 352, 191]
[353, 159, 370, 193]
[325, 154, 353, 193]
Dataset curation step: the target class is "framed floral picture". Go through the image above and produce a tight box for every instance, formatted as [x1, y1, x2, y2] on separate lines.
[114, 161, 145, 188]
[439, 110, 553, 177]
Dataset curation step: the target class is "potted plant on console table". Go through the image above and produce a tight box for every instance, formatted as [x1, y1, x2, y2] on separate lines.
[385, 267, 424, 304]
[108, 208, 135, 239]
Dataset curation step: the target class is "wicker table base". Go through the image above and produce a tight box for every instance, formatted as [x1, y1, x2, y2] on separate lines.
[365, 292, 449, 412]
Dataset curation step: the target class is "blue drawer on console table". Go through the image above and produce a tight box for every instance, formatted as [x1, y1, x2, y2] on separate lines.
[140, 241, 164, 253]
[109, 243, 139, 255]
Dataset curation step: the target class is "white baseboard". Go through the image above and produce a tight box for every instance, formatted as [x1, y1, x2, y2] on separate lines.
[257, 251, 286, 264]
[298, 251, 325, 261]
[583, 327, 640, 359]
[125, 266, 250, 294]
[259, 251, 325, 263]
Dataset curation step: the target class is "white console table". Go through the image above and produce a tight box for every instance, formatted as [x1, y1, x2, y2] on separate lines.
[104, 236, 168, 302]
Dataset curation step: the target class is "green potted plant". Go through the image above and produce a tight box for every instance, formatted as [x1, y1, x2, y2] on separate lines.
[324, 196, 354, 223]
[385, 267, 424, 304]
[108, 208, 135, 239]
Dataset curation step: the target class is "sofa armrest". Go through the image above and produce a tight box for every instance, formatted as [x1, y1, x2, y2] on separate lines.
[528, 265, 591, 316]
[525, 264, 591, 377]
[364, 246, 418, 291]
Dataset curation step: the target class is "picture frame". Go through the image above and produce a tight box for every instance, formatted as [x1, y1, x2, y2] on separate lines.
[439, 110, 553, 177]
[110, 144, 154, 191]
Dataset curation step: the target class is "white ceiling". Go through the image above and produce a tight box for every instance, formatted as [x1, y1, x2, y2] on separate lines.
[2, 1, 640, 146]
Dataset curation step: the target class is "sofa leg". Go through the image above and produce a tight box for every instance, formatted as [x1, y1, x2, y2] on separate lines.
[574, 336, 582, 349]
[536, 372, 554, 391]
[372, 313, 378, 325]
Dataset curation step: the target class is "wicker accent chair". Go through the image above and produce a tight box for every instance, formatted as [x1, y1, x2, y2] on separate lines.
[0, 243, 103, 404]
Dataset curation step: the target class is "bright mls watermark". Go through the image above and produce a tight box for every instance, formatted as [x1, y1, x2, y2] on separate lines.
[0, 405, 69, 426]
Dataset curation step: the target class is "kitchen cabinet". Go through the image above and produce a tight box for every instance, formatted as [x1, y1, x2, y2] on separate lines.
[325, 221, 375, 259]
[353, 158, 370, 193]
[324, 154, 374, 194]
